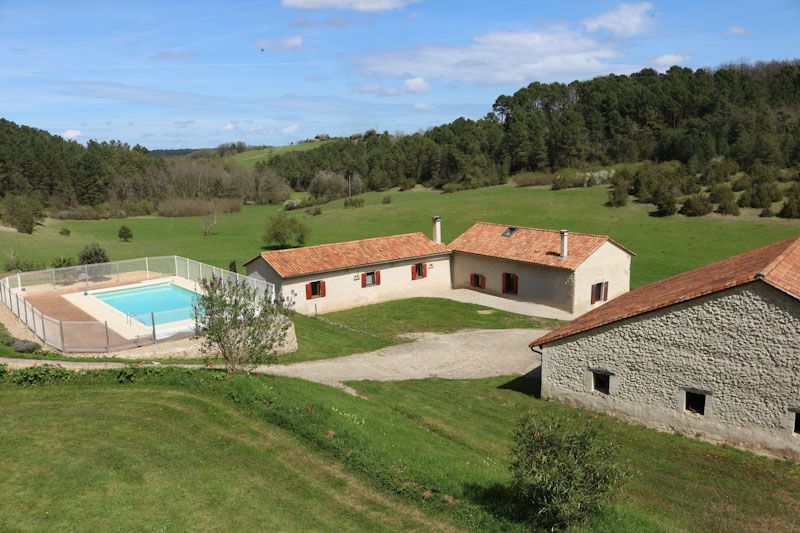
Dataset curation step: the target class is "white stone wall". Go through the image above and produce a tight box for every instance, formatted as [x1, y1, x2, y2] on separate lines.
[451, 252, 575, 312]
[541, 282, 800, 456]
[248, 255, 452, 314]
[572, 241, 631, 315]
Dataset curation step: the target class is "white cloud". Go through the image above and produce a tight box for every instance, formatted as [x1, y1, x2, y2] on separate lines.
[355, 83, 380, 94]
[220, 122, 237, 131]
[402, 76, 430, 94]
[583, 2, 655, 37]
[725, 26, 749, 36]
[359, 28, 629, 85]
[651, 53, 689, 68]
[62, 129, 81, 140]
[255, 35, 304, 51]
[282, 123, 300, 134]
[281, 0, 418, 12]
[412, 102, 433, 110]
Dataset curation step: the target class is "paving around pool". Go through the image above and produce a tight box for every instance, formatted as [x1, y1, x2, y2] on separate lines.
[0, 256, 274, 352]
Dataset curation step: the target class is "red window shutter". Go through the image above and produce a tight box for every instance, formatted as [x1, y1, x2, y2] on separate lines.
[422, 263, 427, 278]
[512, 275, 518, 294]
[411, 265, 417, 280]
[502, 274, 507, 293]
[361, 273, 366, 288]
[603, 281, 608, 301]
[470, 274, 475, 287]
[479, 275, 485, 289]
[305, 283, 313, 300]
[320, 281, 326, 297]
[375, 271, 381, 285]
[591, 285, 597, 304]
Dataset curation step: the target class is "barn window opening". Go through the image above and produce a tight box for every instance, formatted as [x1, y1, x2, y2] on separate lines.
[501, 226, 518, 237]
[361, 270, 380, 287]
[592, 371, 610, 395]
[305, 280, 325, 299]
[794, 412, 800, 435]
[470, 273, 485, 289]
[591, 281, 608, 304]
[412, 263, 426, 280]
[685, 391, 706, 415]
[502, 273, 518, 295]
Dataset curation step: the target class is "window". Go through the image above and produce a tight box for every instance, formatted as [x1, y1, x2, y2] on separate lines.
[592, 371, 610, 395]
[305, 280, 325, 300]
[591, 281, 608, 304]
[411, 263, 427, 280]
[470, 273, 486, 289]
[361, 270, 380, 288]
[795, 413, 800, 435]
[501, 226, 518, 237]
[502, 273, 518, 295]
[685, 390, 706, 415]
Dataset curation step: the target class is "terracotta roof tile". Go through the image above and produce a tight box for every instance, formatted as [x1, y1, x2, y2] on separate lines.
[249, 233, 450, 278]
[448, 222, 633, 271]
[532, 236, 800, 346]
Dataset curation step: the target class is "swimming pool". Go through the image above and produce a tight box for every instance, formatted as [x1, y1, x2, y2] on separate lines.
[94, 282, 199, 326]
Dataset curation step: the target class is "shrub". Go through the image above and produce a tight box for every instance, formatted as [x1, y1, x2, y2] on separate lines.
[398, 178, 417, 191]
[3, 256, 43, 272]
[253, 166, 293, 204]
[679, 193, 713, 217]
[778, 185, 800, 219]
[118, 224, 133, 242]
[305, 206, 322, 216]
[0, 323, 15, 347]
[0, 194, 44, 233]
[79, 243, 109, 265]
[51, 256, 75, 268]
[717, 198, 740, 216]
[308, 171, 349, 200]
[708, 183, 735, 204]
[264, 212, 309, 248]
[514, 172, 556, 187]
[9, 364, 70, 385]
[157, 197, 242, 217]
[382, 194, 393, 204]
[343, 196, 365, 208]
[607, 180, 630, 207]
[59, 227, 71, 236]
[652, 185, 678, 216]
[441, 182, 464, 194]
[13, 339, 41, 353]
[0, 363, 7, 377]
[510, 415, 625, 530]
[551, 175, 577, 190]
[759, 206, 774, 218]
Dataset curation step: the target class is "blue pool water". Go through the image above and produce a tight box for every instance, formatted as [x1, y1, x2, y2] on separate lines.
[94, 283, 199, 326]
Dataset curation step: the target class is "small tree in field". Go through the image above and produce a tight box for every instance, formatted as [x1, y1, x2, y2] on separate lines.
[118, 224, 133, 242]
[510, 415, 625, 530]
[79, 243, 109, 264]
[193, 276, 291, 372]
[264, 212, 309, 248]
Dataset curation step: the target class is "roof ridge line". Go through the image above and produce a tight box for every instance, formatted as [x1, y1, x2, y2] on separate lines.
[262, 232, 432, 255]
[472, 221, 611, 240]
[759, 235, 800, 279]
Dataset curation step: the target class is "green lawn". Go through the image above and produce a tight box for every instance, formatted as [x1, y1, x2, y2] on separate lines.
[3, 185, 797, 288]
[228, 140, 332, 170]
[2, 370, 798, 531]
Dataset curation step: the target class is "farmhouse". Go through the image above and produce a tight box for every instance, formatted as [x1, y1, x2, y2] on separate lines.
[531, 236, 800, 456]
[246, 217, 633, 316]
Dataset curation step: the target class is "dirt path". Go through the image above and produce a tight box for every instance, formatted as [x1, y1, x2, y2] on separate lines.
[256, 328, 544, 392]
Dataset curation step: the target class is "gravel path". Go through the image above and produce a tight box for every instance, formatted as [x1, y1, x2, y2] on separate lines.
[256, 328, 544, 392]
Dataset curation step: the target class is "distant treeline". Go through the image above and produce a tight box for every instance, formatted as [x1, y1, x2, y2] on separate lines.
[265, 61, 800, 192]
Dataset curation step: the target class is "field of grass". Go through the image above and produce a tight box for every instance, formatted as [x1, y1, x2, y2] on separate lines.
[3, 185, 797, 288]
[2, 370, 799, 531]
[228, 140, 332, 171]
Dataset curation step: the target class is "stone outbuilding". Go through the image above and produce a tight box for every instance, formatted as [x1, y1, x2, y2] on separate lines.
[531, 236, 800, 457]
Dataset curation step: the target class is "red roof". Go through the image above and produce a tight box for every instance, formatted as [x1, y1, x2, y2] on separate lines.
[249, 233, 450, 278]
[448, 222, 633, 271]
[532, 236, 800, 346]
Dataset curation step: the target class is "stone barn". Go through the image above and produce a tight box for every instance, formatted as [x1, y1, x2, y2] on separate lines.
[531, 236, 800, 456]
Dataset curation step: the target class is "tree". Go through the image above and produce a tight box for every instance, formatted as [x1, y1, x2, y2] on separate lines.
[0, 194, 44, 234]
[510, 415, 625, 530]
[118, 224, 133, 242]
[79, 243, 109, 265]
[51, 256, 75, 268]
[193, 276, 291, 372]
[679, 193, 713, 216]
[652, 185, 678, 216]
[264, 212, 309, 248]
[778, 184, 800, 219]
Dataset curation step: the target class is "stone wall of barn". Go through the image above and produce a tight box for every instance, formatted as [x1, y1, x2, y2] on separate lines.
[540, 281, 800, 456]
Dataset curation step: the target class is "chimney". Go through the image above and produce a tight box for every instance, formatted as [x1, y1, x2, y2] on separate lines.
[432, 216, 442, 244]
[560, 230, 569, 259]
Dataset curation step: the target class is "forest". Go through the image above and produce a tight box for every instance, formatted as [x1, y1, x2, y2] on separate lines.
[1, 60, 800, 232]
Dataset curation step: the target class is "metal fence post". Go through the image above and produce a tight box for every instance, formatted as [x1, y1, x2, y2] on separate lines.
[174, 255, 179, 277]
[145, 257, 150, 279]
[117, 262, 120, 282]
[52, 268, 56, 290]
[16, 272, 21, 291]
[105, 321, 110, 352]
[59, 320, 65, 350]
[151, 313, 156, 344]
[84, 265, 89, 290]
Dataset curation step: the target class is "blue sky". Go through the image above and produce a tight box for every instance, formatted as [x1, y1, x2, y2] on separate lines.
[1, 0, 797, 149]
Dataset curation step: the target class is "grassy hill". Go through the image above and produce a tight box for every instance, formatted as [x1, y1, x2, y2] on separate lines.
[228, 140, 332, 171]
[3, 185, 797, 288]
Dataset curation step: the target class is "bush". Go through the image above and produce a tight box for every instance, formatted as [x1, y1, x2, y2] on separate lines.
[59, 227, 71, 236]
[157, 197, 242, 217]
[0, 363, 7, 377]
[0, 194, 44, 233]
[118, 224, 133, 242]
[343, 196, 365, 208]
[652, 185, 678, 216]
[607, 180, 630, 207]
[3, 256, 43, 272]
[513, 173, 556, 187]
[9, 364, 70, 385]
[510, 415, 625, 530]
[13, 339, 41, 353]
[308, 171, 349, 200]
[79, 243, 109, 264]
[441, 182, 464, 194]
[778, 185, 800, 219]
[253, 166, 293, 204]
[264, 212, 309, 248]
[679, 193, 713, 217]
[398, 178, 417, 191]
[51, 255, 75, 268]
[0, 323, 15, 347]
[382, 194, 393, 204]
[717, 198, 740, 216]
[759, 206, 774, 218]
[305, 206, 322, 216]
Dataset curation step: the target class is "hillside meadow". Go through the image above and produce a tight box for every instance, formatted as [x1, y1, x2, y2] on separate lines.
[227, 140, 333, 171]
[2, 185, 797, 288]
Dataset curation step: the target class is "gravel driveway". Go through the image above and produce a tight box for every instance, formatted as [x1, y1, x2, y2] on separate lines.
[257, 328, 545, 391]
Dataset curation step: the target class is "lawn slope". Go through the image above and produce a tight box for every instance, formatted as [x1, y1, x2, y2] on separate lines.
[228, 140, 332, 171]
